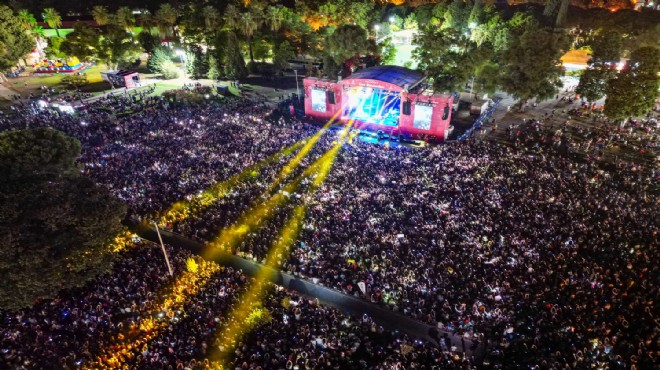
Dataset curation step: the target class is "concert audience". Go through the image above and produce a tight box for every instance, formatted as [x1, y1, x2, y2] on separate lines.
[0, 91, 657, 369]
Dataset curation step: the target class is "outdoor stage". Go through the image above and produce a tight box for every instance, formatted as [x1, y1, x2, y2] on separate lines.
[303, 66, 454, 141]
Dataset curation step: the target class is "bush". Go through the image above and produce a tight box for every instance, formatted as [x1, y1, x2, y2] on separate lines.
[161, 60, 180, 80]
[147, 46, 172, 74]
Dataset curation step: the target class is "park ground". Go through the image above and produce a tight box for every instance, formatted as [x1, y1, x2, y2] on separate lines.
[1, 57, 655, 168]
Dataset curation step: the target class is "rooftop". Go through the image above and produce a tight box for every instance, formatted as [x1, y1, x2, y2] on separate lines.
[342, 66, 425, 90]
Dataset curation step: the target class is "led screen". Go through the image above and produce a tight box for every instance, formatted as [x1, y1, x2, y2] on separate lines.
[343, 87, 401, 127]
[311, 89, 327, 112]
[413, 105, 433, 130]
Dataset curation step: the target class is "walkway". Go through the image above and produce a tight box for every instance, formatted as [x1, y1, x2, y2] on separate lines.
[128, 221, 486, 362]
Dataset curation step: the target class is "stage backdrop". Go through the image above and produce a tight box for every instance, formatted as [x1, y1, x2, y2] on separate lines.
[304, 66, 453, 141]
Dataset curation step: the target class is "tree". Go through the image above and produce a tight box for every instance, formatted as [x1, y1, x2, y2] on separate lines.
[138, 31, 162, 53]
[576, 65, 613, 104]
[17, 9, 37, 32]
[224, 4, 241, 31]
[202, 5, 220, 38]
[322, 53, 340, 79]
[605, 47, 660, 120]
[160, 60, 179, 79]
[147, 46, 172, 73]
[403, 13, 419, 31]
[0, 128, 126, 311]
[60, 24, 100, 62]
[237, 12, 262, 63]
[499, 20, 569, 102]
[155, 3, 178, 38]
[325, 24, 369, 66]
[91, 6, 111, 26]
[224, 31, 248, 80]
[97, 25, 142, 70]
[576, 31, 623, 105]
[42, 8, 62, 37]
[44, 36, 67, 59]
[378, 37, 397, 65]
[273, 40, 294, 72]
[0, 5, 36, 70]
[389, 14, 403, 31]
[115, 7, 136, 36]
[266, 6, 285, 33]
[187, 45, 209, 79]
[590, 31, 623, 64]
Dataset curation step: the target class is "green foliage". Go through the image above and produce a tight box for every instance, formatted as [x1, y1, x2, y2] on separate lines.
[42, 8, 62, 37]
[499, 20, 569, 101]
[318, 0, 374, 29]
[589, 31, 623, 64]
[605, 47, 660, 120]
[188, 45, 210, 79]
[0, 5, 36, 70]
[414, 4, 435, 27]
[403, 13, 418, 31]
[44, 36, 66, 59]
[138, 32, 162, 53]
[224, 31, 248, 80]
[0, 127, 80, 180]
[273, 40, 295, 72]
[60, 24, 100, 62]
[0, 128, 126, 311]
[322, 53, 339, 79]
[252, 39, 272, 62]
[91, 5, 111, 26]
[325, 24, 369, 65]
[378, 37, 397, 65]
[208, 55, 221, 80]
[161, 60, 180, 79]
[388, 15, 403, 31]
[576, 63, 613, 104]
[147, 46, 172, 73]
[98, 25, 142, 70]
[61, 73, 89, 88]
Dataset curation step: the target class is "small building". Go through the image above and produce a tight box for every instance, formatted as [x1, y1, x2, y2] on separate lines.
[101, 70, 140, 88]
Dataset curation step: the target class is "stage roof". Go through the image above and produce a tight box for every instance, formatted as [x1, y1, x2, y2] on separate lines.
[342, 66, 424, 90]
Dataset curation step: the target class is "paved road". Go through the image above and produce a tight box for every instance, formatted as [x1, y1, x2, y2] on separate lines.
[128, 221, 486, 362]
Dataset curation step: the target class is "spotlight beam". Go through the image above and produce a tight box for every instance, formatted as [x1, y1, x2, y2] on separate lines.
[83, 258, 221, 369]
[203, 122, 354, 261]
[208, 123, 354, 369]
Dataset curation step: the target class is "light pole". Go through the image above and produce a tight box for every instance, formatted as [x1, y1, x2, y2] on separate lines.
[154, 222, 174, 277]
[294, 69, 300, 97]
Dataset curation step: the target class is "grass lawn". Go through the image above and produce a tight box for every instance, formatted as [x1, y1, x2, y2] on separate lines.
[7, 64, 110, 96]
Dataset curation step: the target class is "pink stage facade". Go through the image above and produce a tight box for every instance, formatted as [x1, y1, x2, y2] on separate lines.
[303, 66, 453, 141]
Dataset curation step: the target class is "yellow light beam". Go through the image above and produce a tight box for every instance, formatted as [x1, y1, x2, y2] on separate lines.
[160, 138, 307, 225]
[210, 204, 306, 369]
[208, 123, 354, 369]
[83, 257, 221, 369]
[203, 122, 354, 260]
[265, 111, 341, 193]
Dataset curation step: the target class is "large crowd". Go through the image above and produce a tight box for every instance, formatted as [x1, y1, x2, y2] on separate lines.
[1, 90, 657, 369]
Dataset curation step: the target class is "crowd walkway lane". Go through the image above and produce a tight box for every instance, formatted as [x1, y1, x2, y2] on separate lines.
[127, 221, 487, 363]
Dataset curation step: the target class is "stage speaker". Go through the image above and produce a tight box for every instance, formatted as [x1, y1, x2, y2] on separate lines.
[327, 91, 335, 104]
[402, 101, 411, 115]
[442, 105, 450, 120]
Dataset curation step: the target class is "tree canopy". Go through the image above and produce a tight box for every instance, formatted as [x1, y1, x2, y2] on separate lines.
[0, 128, 126, 311]
[604, 47, 660, 120]
[0, 5, 36, 70]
